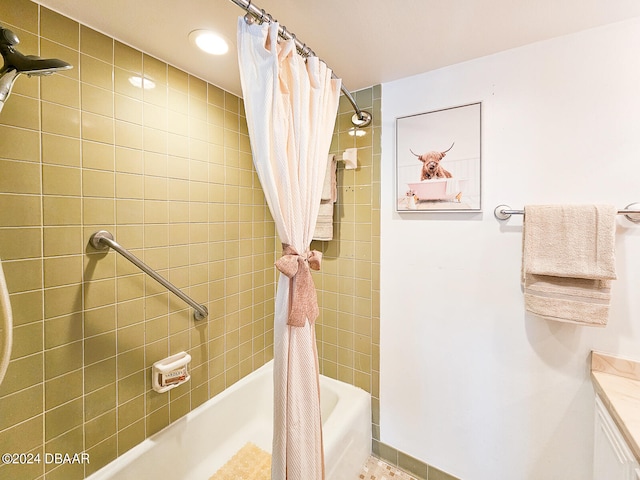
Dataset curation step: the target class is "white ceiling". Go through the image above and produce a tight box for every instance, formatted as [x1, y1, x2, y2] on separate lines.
[33, 0, 640, 98]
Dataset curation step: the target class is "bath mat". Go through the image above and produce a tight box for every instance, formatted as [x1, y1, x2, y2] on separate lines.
[209, 442, 271, 480]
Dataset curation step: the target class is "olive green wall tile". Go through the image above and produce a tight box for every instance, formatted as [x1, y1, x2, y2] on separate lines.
[83, 357, 115, 396]
[81, 54, 113, 90]
[114, 67, 142, 100]
[83, 197, 115, 225]
[81, 25, 113, 63]
[0, 159, 40, 193]
[143, 82, 168, 109]
[117, 419, 145, 456]
[115, 41, 142, 74]
[115, 172, 144, 199]
[117, 347, 144, 378]
[85, 383, 116, 421]
[84, 306, 115, 339]
[83, 277, 115, 310]
[45, 397, 83, 441]
[44, 312, 83, 349]
[146, 404, 169, 436]
[42, 101, 80, 137]
[0, 352, 42, 398]
[8, 290, 41, 329]
[42, 74, 80, 108]
[169, 392, 190, 422]
[84, 435, 117, 476]
[189, 76, 207, 102]
[84, 331, 116, 365]
[44, 370, 83, 411]
[143, 54, 167, 85]
[207, 84, 224, 107]
[0, 0, 38, 33]
[44, 427, 84, 478]
[11, 322, 43, 359]
[0, 125, 40, 162]
[43, 226, 82, 257]
[44, 339, 82, 380]
[115, 94, 143, 125]
[116, 273, 144, 303]
[83, 169, 115, 198]
[0, 384, 42, 431]
[41, 133, 79, 167]
[168, 66, 188, 93]
[0, 227, 40, 260]
[143, 126, 167, 154]
[40, 7, 79, 49]
[43, 284, 82, 319]
[0, 194, 41, 227]
[0, 93, 39, 130]
[82, 140, 114, 171]
[143, 101, 167, 130]
[2, 258, 42, 293]
[41, 164, 80, 196]
[0, 415, 43, 463]
[43, 196, 81, 226]
[82, 111, 114, 144]
[115, 146, 143, 174]
[118, 394, 144, 427]
[168, 92, 189, 119]
[117, 370, 145, 404]
[114, 199, 142, 225]
[82, 83, 114, 116]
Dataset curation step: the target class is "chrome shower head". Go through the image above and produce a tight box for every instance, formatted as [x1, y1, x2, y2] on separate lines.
[0, 25, 73, 112]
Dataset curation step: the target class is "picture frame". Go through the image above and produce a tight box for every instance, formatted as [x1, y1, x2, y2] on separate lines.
[395, 102, 481, 212]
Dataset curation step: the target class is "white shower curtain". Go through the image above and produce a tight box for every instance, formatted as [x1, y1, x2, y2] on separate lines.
[237, 17, 341, 480]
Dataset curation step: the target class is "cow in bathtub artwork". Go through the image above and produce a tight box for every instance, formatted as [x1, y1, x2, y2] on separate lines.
[395, 102, 482, 212]
[402, 142, 465, 209]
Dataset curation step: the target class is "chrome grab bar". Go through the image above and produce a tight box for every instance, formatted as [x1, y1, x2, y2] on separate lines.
[88, 230, 208, 320]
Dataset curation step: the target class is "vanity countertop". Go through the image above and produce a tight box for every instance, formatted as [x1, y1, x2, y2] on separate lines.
[591, 351, 640, 462]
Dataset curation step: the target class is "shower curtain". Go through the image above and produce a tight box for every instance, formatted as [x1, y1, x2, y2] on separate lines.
[237, 17, 341, 480]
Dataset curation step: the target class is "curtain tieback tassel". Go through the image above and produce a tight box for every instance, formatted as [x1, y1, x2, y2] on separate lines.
[275, 244, 321, 327]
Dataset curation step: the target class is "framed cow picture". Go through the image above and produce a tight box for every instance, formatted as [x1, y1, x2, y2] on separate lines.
[396, 102, 481, 212]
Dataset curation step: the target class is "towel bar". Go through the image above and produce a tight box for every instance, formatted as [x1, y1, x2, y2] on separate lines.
[88, 230, 208, 320]
[494, 203, 640, 223]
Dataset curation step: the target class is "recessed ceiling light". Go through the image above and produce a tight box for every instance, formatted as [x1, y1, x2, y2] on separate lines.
[128, 76, 156, 89]
[189, 29, 229, 55]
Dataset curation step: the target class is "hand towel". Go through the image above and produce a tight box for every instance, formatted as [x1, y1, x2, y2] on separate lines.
[521, 204, 617, 327]
[313, 202, 334, 241]
[320, 154, 337, 202]
[314, 154, 337, 241]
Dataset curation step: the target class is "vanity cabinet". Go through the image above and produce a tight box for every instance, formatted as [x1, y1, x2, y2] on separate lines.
[594, 395, 640, 480]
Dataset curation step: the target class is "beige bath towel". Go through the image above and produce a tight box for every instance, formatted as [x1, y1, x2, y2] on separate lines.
[521, 204, 617, 326]
[314, 154, 337, 241]
[320, 154, 337, 202]
[313, 202, 335, 241]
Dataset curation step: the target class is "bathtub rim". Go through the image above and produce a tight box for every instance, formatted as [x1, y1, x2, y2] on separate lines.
[84, 359, 371, 480]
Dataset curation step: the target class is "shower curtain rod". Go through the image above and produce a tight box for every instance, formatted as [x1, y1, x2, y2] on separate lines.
[229, 0, 372, 128]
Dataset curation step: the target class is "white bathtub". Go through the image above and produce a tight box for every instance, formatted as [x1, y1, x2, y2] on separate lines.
[86, 360, 371, 480]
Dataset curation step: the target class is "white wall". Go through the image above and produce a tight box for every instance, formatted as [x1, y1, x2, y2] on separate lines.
[380, 17, 640, 480]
